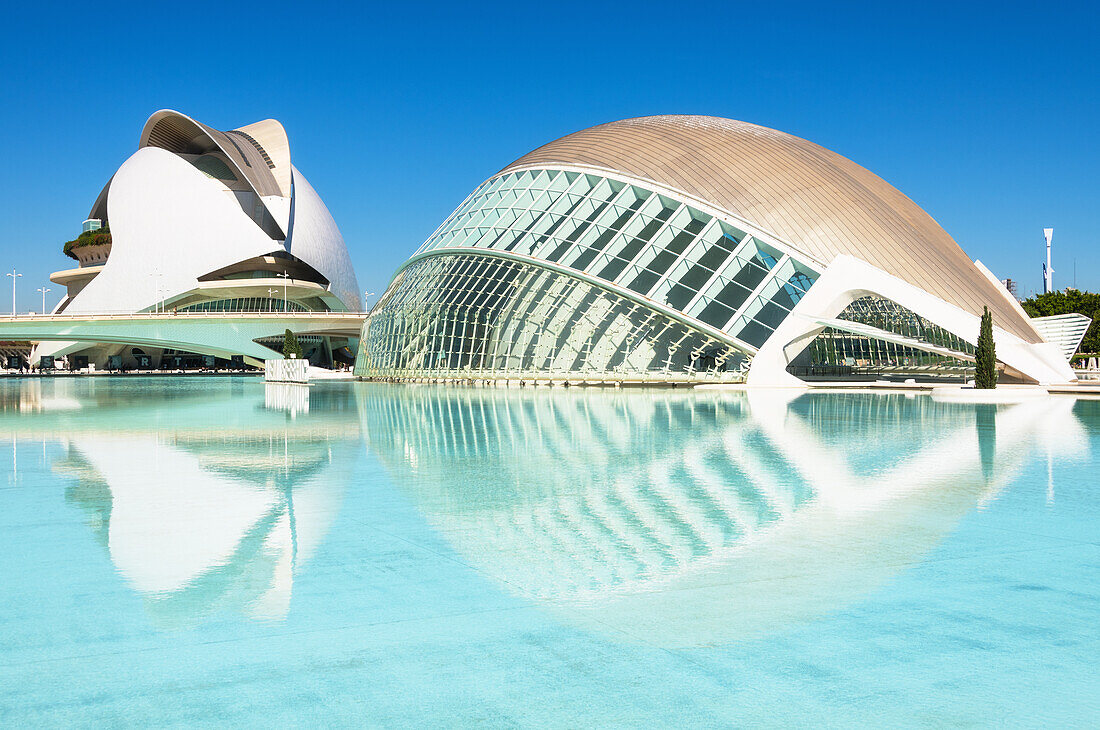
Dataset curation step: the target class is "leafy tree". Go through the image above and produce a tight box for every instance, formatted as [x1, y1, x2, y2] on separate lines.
[1020, 290, 1100, 354]
[975, 306, 997, 389]
[282, 329, 303, 358]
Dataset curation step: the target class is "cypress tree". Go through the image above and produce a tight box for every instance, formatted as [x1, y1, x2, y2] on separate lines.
[974, 306, 996, 389]
[282, 329, 303, 358]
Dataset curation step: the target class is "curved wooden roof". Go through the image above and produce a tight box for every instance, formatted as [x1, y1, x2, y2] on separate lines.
[502, 115, 1039, 343]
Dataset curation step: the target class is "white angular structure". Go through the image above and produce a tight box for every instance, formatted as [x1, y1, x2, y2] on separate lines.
[42, 110, 361, 368]
[1030, 313, 1092, 361]
[356, 116, 1077, 385]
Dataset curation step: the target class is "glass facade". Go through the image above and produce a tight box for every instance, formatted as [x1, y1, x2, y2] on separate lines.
[836, 296, 976, 353]
[793, 296, 975, 378]
[414, 168, 820, 352]
[178, 297, 307, 313]
[358, 168, 826, 382]
[356, 254, 749, 382]
[192, 154, 239, 182]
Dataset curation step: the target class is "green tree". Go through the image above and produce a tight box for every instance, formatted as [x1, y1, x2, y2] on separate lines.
[1020, 290, 1100, 355]
[282, 329, 303, 358]
[62, 226, 112, 260]
[974, 306, 997, 389]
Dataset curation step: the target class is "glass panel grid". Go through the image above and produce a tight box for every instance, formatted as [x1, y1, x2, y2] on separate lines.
[178, 297, 310, 313]
[356, 254, 750, 382]
[791, 295, 977, 379]
[408, 169, 821, 352]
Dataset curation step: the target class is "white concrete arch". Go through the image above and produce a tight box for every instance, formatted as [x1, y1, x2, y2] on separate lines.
[139, 109, 283, 199]
[747, 255, 1075, 386]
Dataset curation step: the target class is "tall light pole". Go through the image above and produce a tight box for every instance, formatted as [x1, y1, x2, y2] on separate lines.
[364, 291, 375, 313]
[151, 268, 163, 313]
[6, 270, 21, 315]
[277, 271, 290, 313]
[1043, 227, 1054, 294]
[36, 287, 50, 314]
[268, 288, 280, 312]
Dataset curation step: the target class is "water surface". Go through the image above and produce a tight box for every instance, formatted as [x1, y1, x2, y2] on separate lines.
[0, 377, 1097, 726]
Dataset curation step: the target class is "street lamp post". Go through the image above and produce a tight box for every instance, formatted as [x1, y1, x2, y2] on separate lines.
[6, 270, 21, 315]
[268, 288, 279, 312]
[151, 268, 163, 313]
[364, 291, 375, 313]
[36, 287, 50, 314]
[277, 271, 290, 313]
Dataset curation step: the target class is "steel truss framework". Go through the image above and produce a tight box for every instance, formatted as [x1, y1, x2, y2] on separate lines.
[355, 253, 749, 382]
[357, 164, 1078, 385]
[414, 168, 821, 351]
[357, 167, 834, 381]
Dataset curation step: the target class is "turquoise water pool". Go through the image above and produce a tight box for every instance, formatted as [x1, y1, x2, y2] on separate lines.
[0, 377, 1097, 726]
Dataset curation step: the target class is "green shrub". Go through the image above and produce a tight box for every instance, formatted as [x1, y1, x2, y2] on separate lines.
[282, 329, 303, 358]
[63, 226, 112, 260]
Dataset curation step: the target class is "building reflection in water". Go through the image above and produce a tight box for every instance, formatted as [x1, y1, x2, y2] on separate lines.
[264, 383, 310, 417]
[0, 377, 1089, 640]
[357, 385, 1088, 647]
[0, 378, 357, 627]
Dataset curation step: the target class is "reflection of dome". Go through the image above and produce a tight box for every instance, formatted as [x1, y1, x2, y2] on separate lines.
[359, 386, 1080, 647]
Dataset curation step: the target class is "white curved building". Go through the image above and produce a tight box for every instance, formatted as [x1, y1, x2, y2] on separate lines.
[42, 110, 361, 368]
[356, 115, 1076, 385]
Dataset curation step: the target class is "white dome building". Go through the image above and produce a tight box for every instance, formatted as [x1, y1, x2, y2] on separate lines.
[355, 115, 1078, 385]
[42, 110, 361, 369]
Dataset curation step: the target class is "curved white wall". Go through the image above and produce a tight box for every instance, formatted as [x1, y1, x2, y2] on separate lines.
[64, 147, 282, 314]
[286, 167, 361, 311]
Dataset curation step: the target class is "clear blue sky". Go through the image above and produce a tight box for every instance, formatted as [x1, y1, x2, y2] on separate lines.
[1, 1, 1096, 311]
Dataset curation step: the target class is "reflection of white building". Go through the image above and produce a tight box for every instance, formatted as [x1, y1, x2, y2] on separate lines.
[0, 377, 359, 626]
[40, 110, 361, 368]
[55, 428, 353, 627]
[359, 386, 1088, 647]
[356, 116, 1081, 385]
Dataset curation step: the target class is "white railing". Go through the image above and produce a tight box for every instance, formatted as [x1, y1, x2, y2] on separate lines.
[0, 311, 366, 321]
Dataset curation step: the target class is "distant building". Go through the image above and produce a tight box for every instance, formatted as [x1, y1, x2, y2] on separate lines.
[81, 218, 102, 233]
[1000, 278, 1019, 300]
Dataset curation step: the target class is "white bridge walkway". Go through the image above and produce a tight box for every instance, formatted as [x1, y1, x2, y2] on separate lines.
[0, 311, 366, 364]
